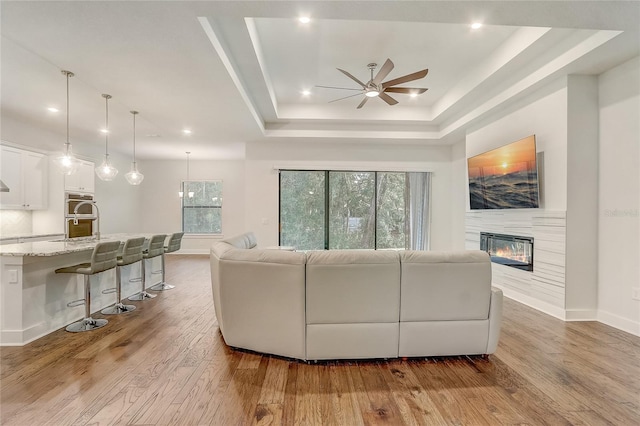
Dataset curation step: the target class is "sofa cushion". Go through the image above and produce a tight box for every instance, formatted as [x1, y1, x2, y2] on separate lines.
[307, 323, 399, 360]
[400, 250, 491, 321]
[399, 320, 489, 357]
[306, 250, 400, 324]
[222, 232, 257, 249]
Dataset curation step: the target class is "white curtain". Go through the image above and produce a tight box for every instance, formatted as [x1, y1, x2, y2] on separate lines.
[406, 172, 432, 250]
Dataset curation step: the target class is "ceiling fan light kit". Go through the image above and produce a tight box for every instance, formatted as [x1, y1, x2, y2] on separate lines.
[318, 58, 429, 109]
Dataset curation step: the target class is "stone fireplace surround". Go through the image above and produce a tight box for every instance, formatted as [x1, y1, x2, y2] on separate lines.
[466, 210, 567, 317]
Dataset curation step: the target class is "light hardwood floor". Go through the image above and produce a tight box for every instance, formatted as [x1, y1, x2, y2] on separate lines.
[1, 254, 639, 425]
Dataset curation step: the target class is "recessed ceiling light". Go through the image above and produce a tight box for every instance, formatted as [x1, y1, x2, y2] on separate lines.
[301, 90, 311, 96]
[298, 16, 311, 24]
[471, 22, 482, 30]
[100, 128, 109, 133]
[410, 93, 418, 98]
[47, 107, 59, 113]
[183, 129, 192, 135]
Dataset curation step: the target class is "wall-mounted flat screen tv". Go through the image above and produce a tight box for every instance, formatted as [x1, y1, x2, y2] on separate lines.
[468, 135, 540, 210]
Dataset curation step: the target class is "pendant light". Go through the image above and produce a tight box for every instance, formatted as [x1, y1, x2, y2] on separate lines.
[95, 94, 118, 181]
[124, 111, 144, 185]
[55, 70, 80, 175]
[179, 151, 194, 198]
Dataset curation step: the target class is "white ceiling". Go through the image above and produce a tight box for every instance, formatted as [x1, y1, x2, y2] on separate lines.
[1, 1, 638, 160]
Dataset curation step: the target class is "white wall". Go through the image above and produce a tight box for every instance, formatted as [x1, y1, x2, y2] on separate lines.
[245, 140, 455, 249]
[138, 159, 245, 253]
[597, 56, 640, 335]
[450, 140, 467, 250]
[565, 75, 599, 318]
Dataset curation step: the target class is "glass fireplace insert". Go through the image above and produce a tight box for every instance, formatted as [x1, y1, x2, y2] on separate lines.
[480, 232, 534, 272]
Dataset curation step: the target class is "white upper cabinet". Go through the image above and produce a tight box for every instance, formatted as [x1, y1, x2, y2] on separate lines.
[0, 146, 48, 210]
[64, 160, 95, 193]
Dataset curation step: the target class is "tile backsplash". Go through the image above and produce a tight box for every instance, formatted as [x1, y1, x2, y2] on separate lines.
[0, 210, 32, 237]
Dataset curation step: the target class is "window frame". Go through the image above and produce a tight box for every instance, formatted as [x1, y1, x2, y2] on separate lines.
[278, 169, 430, 250]
[181, 179, 223, 236]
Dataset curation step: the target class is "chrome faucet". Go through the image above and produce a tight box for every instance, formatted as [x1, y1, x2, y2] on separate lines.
[73, 200, 101, 240]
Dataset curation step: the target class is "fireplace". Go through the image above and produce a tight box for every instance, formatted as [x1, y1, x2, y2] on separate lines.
[480, 232, 534, 272]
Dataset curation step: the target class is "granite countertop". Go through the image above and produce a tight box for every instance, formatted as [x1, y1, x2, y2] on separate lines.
[0, 233, 160, 257]
[0, 232, 65, 242]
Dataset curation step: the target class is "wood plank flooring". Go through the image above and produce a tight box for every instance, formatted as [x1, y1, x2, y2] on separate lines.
[1, 254, 639, 425]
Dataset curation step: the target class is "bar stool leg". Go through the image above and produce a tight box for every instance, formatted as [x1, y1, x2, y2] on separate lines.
[128, 258, 156, 301]
[149, 253, 175, 291]
[102, 265, 137, 315]
[66, 275, 108, 332]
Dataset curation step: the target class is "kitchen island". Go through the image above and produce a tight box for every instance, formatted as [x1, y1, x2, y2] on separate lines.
[0, 234, 166, 346]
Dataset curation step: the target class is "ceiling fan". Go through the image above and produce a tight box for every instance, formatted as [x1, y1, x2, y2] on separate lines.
[316, 58, 428, 109]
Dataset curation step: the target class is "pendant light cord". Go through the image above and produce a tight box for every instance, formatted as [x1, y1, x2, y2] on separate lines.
[62, 70, 74, 152]
[104, 96, 109, 156]
[186, 151, 190, 181]
[132, 112, 136, 162]
[66, 72, 70, 147]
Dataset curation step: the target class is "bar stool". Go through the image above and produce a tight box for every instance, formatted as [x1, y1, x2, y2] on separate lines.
[128, 234, 166, 301]
[55, 240, 121, 332]
[149, 232, 184, 291]
[101, 237, 145, 315]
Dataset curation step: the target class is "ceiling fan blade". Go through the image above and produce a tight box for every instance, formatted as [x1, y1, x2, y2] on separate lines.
[382, 69, 429, 88]
[383, 87, 428, 94]
[315, 85, 363, 91]
[379, 92, 399, 106]
[329, 93, 364, 103]
[356, 97, 369, 109]
[372, 58, 394, 85]
[337, 68, 367, 88]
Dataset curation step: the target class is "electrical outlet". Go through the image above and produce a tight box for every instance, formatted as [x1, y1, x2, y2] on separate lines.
[632, 287, 640, 301]
[8, 270, 18, 283]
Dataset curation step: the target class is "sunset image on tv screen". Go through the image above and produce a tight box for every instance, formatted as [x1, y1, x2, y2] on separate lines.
[467, 135, 539, 209]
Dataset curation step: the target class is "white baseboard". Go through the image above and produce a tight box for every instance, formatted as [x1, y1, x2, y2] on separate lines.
[497, 284, 640, 337]
[597, 310, 640, 337]
[564, 309, 597, 321]
[1, 321, 64, 346]
[494, 284, 566, 320]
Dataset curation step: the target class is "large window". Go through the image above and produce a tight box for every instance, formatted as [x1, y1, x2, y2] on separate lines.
[279, 170, 431, 251]
[182, 180, 222, 234]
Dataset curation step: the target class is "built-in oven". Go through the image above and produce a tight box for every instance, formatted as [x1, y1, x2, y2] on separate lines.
[65, 193, 94, 238]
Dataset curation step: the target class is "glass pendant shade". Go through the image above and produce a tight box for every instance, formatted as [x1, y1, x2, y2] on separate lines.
[125, 162, 144, 185]
[96, 94, 118, 181]
[56, 143, 80, 175]
[56, 70, 80, 175]
[96, 154, 118, 181]
[124, 111, 144, 185]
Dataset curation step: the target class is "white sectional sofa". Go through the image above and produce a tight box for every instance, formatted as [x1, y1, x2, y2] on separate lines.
[210, 232, 503, 361]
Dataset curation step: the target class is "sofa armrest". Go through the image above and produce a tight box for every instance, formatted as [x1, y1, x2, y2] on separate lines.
[218, 249, 307, 360]
[486, 287, 503, 354]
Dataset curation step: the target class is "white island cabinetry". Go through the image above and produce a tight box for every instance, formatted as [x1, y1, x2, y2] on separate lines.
[0, 234, 164, 346]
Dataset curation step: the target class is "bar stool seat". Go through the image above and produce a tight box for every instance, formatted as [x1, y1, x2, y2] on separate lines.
[55, 240, 121, 332]
[101, 236, 146, 315]
[129, 234, 166, 301]
[149, 232, 184, 291]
